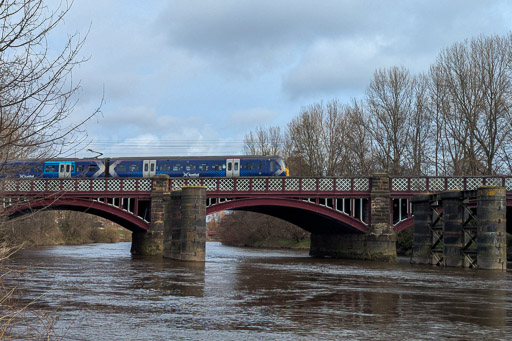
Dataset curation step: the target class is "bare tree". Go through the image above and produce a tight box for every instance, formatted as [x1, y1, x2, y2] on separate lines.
[405, 73, 434, 175]
[0, 0, 99, 246]
[342, 100, 375, 175]
[0, 0, 99, 168]
[428, 64, 453, 175]
[471, 35, 512, 174]
[363, 66, 415, 175]
[432, 40, 485, 175]
[286, 99, 349, 176]
[243, 126, 284, 156]
[431, 35, 512, 175]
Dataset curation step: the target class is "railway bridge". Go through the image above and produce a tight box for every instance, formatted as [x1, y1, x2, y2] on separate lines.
[2, 174, 512, 261]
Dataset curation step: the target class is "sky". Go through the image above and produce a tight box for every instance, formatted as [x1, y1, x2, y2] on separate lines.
[49, 0, 512, 157]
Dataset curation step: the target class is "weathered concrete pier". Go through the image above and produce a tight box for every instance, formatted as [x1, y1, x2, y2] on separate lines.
[411, 187, 506, 270]
[166, 186, 206, 261]
[132, 175, 207, 261]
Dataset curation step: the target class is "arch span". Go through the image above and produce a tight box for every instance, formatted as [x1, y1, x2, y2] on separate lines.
[8, 198, 149, 233]
[207, 197, 368, 234]
[394, 217, 413, 233]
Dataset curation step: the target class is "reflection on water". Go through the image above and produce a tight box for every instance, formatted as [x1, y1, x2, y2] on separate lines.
[2, 242, 511, 340]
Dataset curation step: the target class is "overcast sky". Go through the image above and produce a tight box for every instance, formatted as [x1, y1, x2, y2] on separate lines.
[52, 0, 512, 157]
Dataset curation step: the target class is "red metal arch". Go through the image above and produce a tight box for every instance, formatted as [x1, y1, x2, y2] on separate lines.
[394, 217, 413, 233]
[206, 197, 369, 233]
[8, 198, 149, 232]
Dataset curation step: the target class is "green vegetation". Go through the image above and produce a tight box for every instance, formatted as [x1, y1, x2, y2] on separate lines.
[396, 228, 413, 256]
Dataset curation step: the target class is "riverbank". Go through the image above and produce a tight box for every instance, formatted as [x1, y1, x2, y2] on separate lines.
[245, 238, 310, 250]
[2, 211, 132, 249]
[19, 225, 132, 248]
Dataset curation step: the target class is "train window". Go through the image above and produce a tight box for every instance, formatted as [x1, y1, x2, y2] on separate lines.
[186, 165, 196, 171]
[199, 163, 208, 171]
[211, 163, 226, 170]
[151, 163, 155, 172]
[227, 163, 232, 171]
[245, 162, 254, 170]
[76, 165, 86, 172]
[116, 164, 127, 172]
[33, 165, 43, 173]
[129, 164, 139, 172]
[160, 163, 170, 171]
[234, 162, 239, 171]
[60, 164, 65, 173]
[45, 165, 57, 172]
[66, 164, 71, 173]
[173, 164, 183, 171]
[144, 164, 148, 172]
[89, 165, 98, 172]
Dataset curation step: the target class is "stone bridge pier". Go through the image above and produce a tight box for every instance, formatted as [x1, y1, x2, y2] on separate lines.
[131, 175, 170, 256]
[309, 173, 397, 261]
[131, 175, 207, 261]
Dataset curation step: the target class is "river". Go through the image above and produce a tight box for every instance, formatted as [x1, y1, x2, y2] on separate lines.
[2, 242, 511, 340]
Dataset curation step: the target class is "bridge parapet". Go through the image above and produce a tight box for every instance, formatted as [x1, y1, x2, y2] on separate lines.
[3, 176, 512, 197]
[169, 177, 371, 195]
[2, 178, 153, 196]
[390, 176, 512, 195]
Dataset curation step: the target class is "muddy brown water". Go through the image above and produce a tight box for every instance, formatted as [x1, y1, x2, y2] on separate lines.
[2, 242, 511, 340]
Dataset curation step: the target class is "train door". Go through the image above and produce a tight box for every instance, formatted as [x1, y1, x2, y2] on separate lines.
[226, 158, 240, 177]
[58, 162, 72, 178]
[143, 160, 157, 178]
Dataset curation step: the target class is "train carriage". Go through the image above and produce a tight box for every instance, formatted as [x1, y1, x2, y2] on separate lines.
[4, 155, 288, 179]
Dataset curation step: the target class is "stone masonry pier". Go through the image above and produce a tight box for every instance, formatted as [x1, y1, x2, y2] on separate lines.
[411, 187, 506, 270]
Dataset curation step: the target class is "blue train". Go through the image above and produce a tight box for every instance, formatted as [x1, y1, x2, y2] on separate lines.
[8, 155, 289, 178]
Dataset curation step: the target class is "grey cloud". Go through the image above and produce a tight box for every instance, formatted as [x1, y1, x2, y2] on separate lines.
[226, 108, 277, 131]
[157, 1, 391, 72]
[157, 0, 512, 99]
[280, 0, 512, 98]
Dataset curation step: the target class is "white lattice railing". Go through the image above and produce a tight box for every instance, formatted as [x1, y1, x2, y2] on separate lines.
[2, 177, 373, 194]
[169, 177, 371, 193]
[390, 177, 512, 192]
[3, 176, 511, 195]
[1, 178, 153, 193]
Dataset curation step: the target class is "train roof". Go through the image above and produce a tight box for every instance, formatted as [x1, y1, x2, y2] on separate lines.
[101, 155, 283, 161]
[8, 155, 284, 162]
